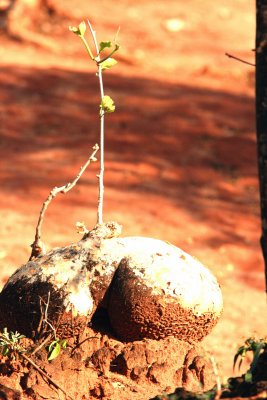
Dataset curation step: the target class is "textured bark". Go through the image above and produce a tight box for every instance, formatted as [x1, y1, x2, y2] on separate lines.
[256, 0, 267, 291]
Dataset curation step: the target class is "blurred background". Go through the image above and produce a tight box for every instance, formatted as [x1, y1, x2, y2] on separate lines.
[0, 0, 265, 382]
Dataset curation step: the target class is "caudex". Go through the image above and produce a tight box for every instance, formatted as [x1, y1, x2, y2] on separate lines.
[30, 20, 120, 260]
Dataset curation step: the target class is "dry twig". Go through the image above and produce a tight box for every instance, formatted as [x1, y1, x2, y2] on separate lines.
[225, 52, 255, 67]
[21, 352, 75, 400]
[30, 144, 99, 260]
[30, 334, 52, 356]
[70, 334, 99, 355]
[36, 291, 58, 339]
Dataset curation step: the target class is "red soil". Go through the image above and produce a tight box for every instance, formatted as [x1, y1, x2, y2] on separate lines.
[0, 0, 265, 390]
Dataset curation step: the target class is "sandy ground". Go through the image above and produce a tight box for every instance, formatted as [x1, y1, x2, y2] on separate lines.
[0, 0, 266, 384]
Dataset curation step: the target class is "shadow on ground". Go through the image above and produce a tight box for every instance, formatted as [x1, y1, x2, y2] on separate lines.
[0, 65, 260, 288]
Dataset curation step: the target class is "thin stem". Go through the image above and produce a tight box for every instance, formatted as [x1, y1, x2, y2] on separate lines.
[80, 36, 95, 60]
[97, 44, 120, 64]
[70, 335, 98, 355]
[30, 334, 52, 356]
[87, 20, 105, 225]
[41, 291, 57, 339]
[225, 52, 255, 67]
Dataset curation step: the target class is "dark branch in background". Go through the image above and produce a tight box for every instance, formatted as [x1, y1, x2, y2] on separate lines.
[225, 52, 255, 67]
[30, 144, 99, 261]
[256, 0, 267, 293]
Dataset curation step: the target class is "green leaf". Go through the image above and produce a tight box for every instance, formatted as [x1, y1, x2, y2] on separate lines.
[100, 95, 115, 114]
[250, 342, 265, 373]
[233, 346, 246, 371]
[48, 340, 57, 353]
[60, 339, 67, 349]
[99, 57, 117, 71]
[2, 345, 9, 356]
[233, 353, 239, 371]
[69, 21, 86, 37]
[99, 41, 112, 53]
[78, 21, 86, 36]
[2, 328, 9, 340]
[11, 333, 17, 341]
[48, 342, 61, 361]
[244, 372, 253, 383]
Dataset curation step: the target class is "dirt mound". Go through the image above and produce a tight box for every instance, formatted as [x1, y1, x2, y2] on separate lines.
[0, 321, 216, 400]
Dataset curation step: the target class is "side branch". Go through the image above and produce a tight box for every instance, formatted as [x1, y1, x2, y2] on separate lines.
[30, 144, 99, 260]
[225, 52, 255, 67]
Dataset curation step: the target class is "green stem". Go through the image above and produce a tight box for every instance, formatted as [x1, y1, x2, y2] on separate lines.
[97, 44, 120, 64]
[87, 20, 105, 225]
[80, 36, 95, 61]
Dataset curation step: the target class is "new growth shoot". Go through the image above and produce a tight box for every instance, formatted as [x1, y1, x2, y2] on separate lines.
[29, 22, 119, 260]
[69, 21, 119, 225]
